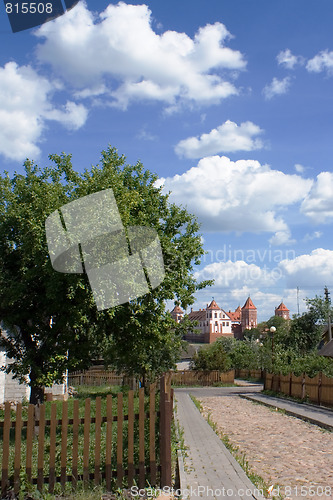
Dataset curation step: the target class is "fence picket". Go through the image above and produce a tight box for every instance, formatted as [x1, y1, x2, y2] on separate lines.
[37, 404, 45, 493]
[117, 392, 123, 488]
[25, 404, 34, 484]
[139, 387, 145, 489]
[49, 403, 57, 494]
[61, 401, 68, 491]
[127, 390, 134, 487]
[149, 383, 156, 486]
[72, 399, 79, 490]
[13, 403, 23, 494]
[1, 402, 11, 495]
[105, 394, 112, 491]
[83, 398, 91, 487]
[94, 396, 102, 485]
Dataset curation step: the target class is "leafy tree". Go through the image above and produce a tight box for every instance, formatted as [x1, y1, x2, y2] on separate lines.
[190, 342, 231, 372]
[286, 312, 321, 355]
[0, 147, 210, 402]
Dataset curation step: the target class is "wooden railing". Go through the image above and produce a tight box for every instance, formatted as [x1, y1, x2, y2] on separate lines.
[0, 376, 172, 496]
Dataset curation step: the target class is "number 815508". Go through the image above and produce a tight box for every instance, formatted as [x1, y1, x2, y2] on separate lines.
[6, 3, 53, 14]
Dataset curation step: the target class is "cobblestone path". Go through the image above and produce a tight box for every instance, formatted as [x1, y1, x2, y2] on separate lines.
[199, 396, 333, 500]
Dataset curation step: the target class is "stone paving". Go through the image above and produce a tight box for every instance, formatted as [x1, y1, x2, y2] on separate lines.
[199, 395, 333, 500]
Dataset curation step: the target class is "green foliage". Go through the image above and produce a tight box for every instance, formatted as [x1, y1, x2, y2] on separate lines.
[190, 341, 231, 372]
[0, 146, 210, 401]
[228, 339, 262, 370]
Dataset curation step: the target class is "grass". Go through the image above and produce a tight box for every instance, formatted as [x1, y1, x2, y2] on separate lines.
[189, 395, 283, 499]
[0, 384, 163, 499]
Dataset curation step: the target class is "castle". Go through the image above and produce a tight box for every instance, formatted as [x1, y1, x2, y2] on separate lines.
[171, 298, 289, 344]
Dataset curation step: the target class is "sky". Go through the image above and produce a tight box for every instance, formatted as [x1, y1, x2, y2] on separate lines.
[1, 0, 333, 321]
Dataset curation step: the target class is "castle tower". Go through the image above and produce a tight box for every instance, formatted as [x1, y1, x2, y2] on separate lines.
[275, 302, 290, 320]
[241, 297, 257, 331]
[170, 305, 184, 323]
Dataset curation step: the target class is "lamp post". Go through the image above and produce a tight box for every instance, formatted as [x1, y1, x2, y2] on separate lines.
[270, 326, 276, 370]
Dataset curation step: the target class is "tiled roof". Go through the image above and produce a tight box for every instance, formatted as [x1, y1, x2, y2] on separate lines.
[228, 310, 241, 321]
[207, 300, 220, 310]
[188, 310, 206, 321]
[275, 302, 289, 312]
[171, 305, 184, 314]
[242, 297, 256, 310]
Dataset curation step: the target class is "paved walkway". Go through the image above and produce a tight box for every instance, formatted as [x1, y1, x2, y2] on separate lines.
[241, 393, 333, 430]
[174, 390, 266, 500]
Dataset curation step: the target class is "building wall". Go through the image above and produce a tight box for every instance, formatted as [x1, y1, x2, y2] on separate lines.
[0, 349, 30, 403]
[0, 348, 67, 403]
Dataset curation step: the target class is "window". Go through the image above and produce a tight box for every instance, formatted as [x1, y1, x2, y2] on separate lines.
[226, 322, 229, 326]
[222, 322, 225, 326]
[214, 312, 217, 318]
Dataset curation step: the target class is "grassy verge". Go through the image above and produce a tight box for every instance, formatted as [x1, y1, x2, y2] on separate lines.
[190, 395, 282, 500]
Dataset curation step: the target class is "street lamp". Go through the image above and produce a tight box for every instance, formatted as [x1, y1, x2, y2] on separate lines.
[270, 326, 276, 370]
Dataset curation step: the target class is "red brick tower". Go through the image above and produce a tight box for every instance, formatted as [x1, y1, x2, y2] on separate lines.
[170, 305, 184, 323]
[241, 297, 257, 331]
[275, 302, 290, 320]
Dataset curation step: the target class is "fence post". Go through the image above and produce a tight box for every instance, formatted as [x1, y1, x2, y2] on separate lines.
[301, 373, 306, 400]
[318, 372, 322, 406]
[160, 374, 172, 488]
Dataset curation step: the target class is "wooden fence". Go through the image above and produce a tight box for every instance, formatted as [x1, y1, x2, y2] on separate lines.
[235, 369, 263, 380]
[264, 372, 333, 406]
[170, 369, 234, 386]
[0, 376, 172, 496]
[68, 370, 138, 390]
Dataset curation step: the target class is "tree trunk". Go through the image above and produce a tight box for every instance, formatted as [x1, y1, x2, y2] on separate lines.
[29, 367, 45, 404]
[30, 385, 44, 405]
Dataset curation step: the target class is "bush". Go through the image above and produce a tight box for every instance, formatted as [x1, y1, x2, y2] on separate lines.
[190, 342, 231, 371]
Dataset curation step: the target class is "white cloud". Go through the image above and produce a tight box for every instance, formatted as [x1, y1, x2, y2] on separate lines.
[277, 49, 304, 69]
[303, 231, 322, 242]
[0, 62, 88, 162]
[269, 230, 296, 246]
[301, 171, 333, 223]
[158, 155, 313, 233]
[35, 2, 246, 110]
[263, 77, 292, 100]
[174, 120, 264, 159]
[295, 163, 306, 173]
[279, 248, 333, 287]
[306, 50, 333, 74]
[194, 260, 281, 289]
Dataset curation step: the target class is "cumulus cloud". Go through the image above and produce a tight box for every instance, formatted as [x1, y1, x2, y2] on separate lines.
[263, 77, 292, 100]
[277, 49, 304, 69]
[194, 260, 281, 290]
[158, 155, 313, 233]
[306, 50, 333, 74]
[34, 2, 246, 110]
[301, 171, 333, 223]
[174, 120, 264, 159]
[0, 62, 88, 162]
[279, 248, 333, 287]
[269, 230, 296, 246]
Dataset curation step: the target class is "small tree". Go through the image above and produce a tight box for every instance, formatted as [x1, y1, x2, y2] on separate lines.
[191, 342, 231, 372]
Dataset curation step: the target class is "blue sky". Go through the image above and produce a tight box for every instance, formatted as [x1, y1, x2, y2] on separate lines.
[1, 0, 333, 321]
